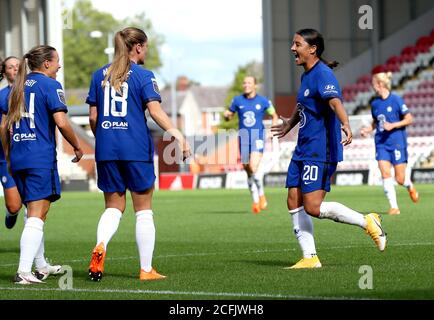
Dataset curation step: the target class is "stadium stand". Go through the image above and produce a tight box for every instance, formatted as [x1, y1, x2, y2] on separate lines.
[342, 28, 434, 116]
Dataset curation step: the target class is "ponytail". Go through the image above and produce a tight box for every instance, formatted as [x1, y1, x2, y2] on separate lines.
[320, 57, 339, 69]
[103, 31, 131, 93]
[103, 27, 148, 94]
[6, 45, 56, 131]
[6, 57, 28, 130]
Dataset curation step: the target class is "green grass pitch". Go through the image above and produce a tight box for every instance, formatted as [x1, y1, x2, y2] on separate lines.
[0, 185, 433, 300]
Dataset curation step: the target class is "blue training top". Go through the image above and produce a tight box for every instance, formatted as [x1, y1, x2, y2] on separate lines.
[229, 94, 273, 144]
[371, 93, 409, 150]
[292, 61, 343, 163]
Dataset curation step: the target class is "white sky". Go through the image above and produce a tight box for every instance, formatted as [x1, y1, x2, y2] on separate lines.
[64, 0, 263, 86]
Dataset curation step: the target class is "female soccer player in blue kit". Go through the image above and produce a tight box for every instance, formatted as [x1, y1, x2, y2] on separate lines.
[0, 56, 23, 228]
[224, 76, 278, 214]
[361, 71, 419, 215]
[2, 45, 83, 284]
[86, 27, 191, 281]
[272, 29, 387, 269]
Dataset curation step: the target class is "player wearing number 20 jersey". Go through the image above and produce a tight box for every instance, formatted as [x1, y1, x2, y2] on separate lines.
[286, 60, 343, 193]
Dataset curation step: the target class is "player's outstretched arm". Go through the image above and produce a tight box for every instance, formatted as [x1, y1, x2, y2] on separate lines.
[223, 109, 234, 121]
[271, 106, 300, 139]
[147, 101, 191, 161]
[328, 98, 352, 146]
[53, 112, 83, 162]
[360, 120, 375, 137]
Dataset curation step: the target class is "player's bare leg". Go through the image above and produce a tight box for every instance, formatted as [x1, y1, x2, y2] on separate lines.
[394, 163, 419, 204]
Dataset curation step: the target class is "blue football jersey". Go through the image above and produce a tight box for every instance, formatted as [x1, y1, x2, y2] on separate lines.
[292, 61, 343, 163]
[86, 62, 161, 162]
[10, 72, 68, 172]
[229, 94, 273, 144]
[371, 93, 409, 150]
[0, 85, 12, 162]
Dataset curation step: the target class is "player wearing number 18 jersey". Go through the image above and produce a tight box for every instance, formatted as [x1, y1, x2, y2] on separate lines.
[86, 27, 190, 282]
[272, 29, 386, 269]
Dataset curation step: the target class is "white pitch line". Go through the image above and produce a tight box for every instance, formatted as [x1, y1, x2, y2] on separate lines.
[0, 286, 373, 300]
[1, 241, 433, 268]
[0, 248, 295, 268]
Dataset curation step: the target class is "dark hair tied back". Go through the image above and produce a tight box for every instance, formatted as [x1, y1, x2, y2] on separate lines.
[296, 28, 339, 69]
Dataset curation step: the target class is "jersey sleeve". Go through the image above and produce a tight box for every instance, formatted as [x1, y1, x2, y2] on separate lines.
[264, 99, 276, 115]
[86, 72, 98, 106]
[46, 81, 68, 113]
[395, 95, 409, 116]
[316, 71, 342, 100]
[140, 72, 162, 104]
[229, 97, 238, 113]
[0, 89, 9, 115]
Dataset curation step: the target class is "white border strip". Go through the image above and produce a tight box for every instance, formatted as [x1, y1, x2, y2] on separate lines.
[0, 286, 372, 300]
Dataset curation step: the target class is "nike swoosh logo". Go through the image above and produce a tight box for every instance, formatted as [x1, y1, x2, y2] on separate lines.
[373, 218, 385, 237]
[304, 181, 314, 185]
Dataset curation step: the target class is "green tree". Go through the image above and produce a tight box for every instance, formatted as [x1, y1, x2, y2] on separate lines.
[63, 0, 163, 89]
[219, 60, 263, 129]
[121, 13, 164, 71]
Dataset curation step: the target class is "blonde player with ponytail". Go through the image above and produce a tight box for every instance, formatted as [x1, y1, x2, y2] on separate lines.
[1, 45, 83, 284]
[361, 71, 419, 215]
[86, 27, 191, 281]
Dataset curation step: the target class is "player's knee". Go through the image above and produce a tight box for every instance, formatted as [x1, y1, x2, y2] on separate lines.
[303, 205, 320, 217]
[395, 176, 405, 185]
[6, 203, 22, 215]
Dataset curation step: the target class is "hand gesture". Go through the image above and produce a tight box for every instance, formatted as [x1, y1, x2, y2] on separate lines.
[271, 116, 291, 139]
[341, 124, 353, 146]
[71, 147, 83, 163]
[181, 140, 192, 162]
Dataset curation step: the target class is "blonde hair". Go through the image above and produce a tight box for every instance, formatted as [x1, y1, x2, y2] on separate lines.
[373, 72, 393, 91]
[103, 27, 148, 93]
[7, 45, 56, 130]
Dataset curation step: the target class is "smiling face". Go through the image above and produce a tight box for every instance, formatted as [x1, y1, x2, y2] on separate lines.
[44, 50, 61, 79]
[371, 76, 382, 95]
[242, 76, 256, 96]
[290, 33, 318, 69]
[3, 57, 20, 83]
